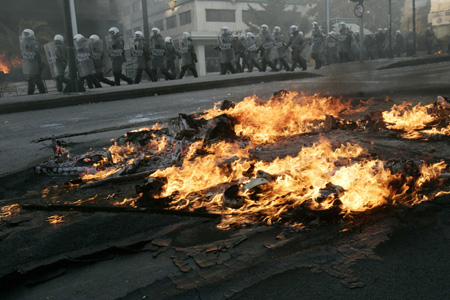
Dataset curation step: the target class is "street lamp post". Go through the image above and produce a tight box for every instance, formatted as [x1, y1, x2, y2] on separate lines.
[389, 0, 393, 58]
[326, 0, 330, 34]
[62, 0, 84, 93]
[413, 0, 417, 56]
[142, 0, 150, 41]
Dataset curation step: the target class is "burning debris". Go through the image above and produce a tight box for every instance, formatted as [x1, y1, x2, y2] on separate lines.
[30, 91, 449, 229]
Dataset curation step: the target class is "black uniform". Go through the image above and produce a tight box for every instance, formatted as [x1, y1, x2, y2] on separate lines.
[286, 30, 307, 71]
[149, 34, 174, 81]
[109, 33, 134, 85]
[54, 40, 69, 92]
[165, 41, 180, 78]
[178, 37, 198, 79]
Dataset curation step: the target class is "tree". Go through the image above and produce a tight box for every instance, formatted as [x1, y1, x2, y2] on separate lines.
[243, 0, 309, 35]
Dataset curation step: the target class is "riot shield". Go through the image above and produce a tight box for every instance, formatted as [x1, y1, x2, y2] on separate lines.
[178, 38, 193, 66]
[274, 34, 288, 58]
[44, 42, 62, 78]
[90, 39, 104, 73]
[218, 35, 234, 64]
[74, 37, 96, 77]
[106, 35, 125, 59]
[149, 36, 167, 69]
[19, 36, 39, 75]
[261, 40, 279, 62]
[129, 38, 147, 69]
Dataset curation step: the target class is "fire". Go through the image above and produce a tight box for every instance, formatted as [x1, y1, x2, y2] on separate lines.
[47, 215, 66, 224]
[0, 53, 21, 74]
[203, 92, 372, 145]
[148, 138, 445, 228]
[382, 101, 436, 139]
[0, 204, 21, 220]
[434, 49, 443, 55]
[81, 124, 171, 182]
[37, 91, 448, 229]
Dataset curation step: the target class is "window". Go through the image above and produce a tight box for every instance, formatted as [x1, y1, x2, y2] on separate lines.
[154, 19, 164, 30]
[166, 15, 177, 29]
[179, 11, 192, 26]
[205, 9, 235, 22]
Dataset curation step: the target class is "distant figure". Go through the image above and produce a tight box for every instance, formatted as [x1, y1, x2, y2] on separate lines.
[325, 31, 339, 65]
[257, 24, 279, 72]
[178, 32, 198, 79]
[216, 26, 236, 75]
[337, 22, 352, 63]
[74, 34, 101, 89]
[286, 25, 307, 71]
[243, 32, 261, 72]
[273, 26, 291, 71]
[375, 28, 386, 58]
[107, 27, 134, 86]
[232, 34, 245, 73]
[165, 36, 179, 79]
[149, 27, 174, 81]
[131, 31, 154, 84]
[89, 34, 115, 86]
[425, 27, 436, 55]
[406, 30, 415, 57]
[311, 21, 325, 69]
[20, 29, 47, 95]
[44, 34, 69, 92]
[394, 30, 404, 57]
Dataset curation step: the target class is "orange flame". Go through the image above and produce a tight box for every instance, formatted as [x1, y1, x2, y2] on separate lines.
[0, 53, 21, 74]
[202, 92, 372, 145]
[0, 204, 21, 220]
[382, 101, 436, 139]
[149, 138, 445, 228]
[47, 215, 66, 224]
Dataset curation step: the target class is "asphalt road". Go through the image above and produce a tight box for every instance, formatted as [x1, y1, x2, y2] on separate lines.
[1, 59, 450, 180]
[1, 58, 450, 299]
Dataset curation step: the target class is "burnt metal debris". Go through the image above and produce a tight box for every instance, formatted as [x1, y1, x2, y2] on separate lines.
[26, 92, 450, 229]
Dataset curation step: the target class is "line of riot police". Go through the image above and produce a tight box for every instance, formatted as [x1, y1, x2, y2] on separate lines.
[21, 26, 199, 94]
[215, 24, 310, 74]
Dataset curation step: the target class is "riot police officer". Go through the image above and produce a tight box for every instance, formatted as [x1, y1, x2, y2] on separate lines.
[325, 31, 338, 65]
[74, 33, 102, 89]
[216, 26, 236, 75]
[107, 27, 134, 86]
[425, 27, 436, 55]
[178, 32, 198, 79]
[232, 34, 245, 73]
[131, 31, 154, 84]
[311, 22, 325, 69]
[165, 36, 180, 79]
[394, 30, 404, 57]
[44, 34, 69, 92]
[286, 25, 307, 71]
[273, 26, 290, 71]
[20, 29, 47, 95]
[89, 34, 115, 86]
[258, 24, 279, 72]
[337, 22, 352, 62]
[149, 27, 174, 81]
[243, 32, 262, 72]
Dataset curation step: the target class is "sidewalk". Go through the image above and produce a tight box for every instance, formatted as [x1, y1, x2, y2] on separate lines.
[1, 53, 448, 115]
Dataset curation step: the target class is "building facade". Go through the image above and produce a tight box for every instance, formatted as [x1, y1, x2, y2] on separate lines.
[428, 0, 450, 38]
[119, 0, 307, 76]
